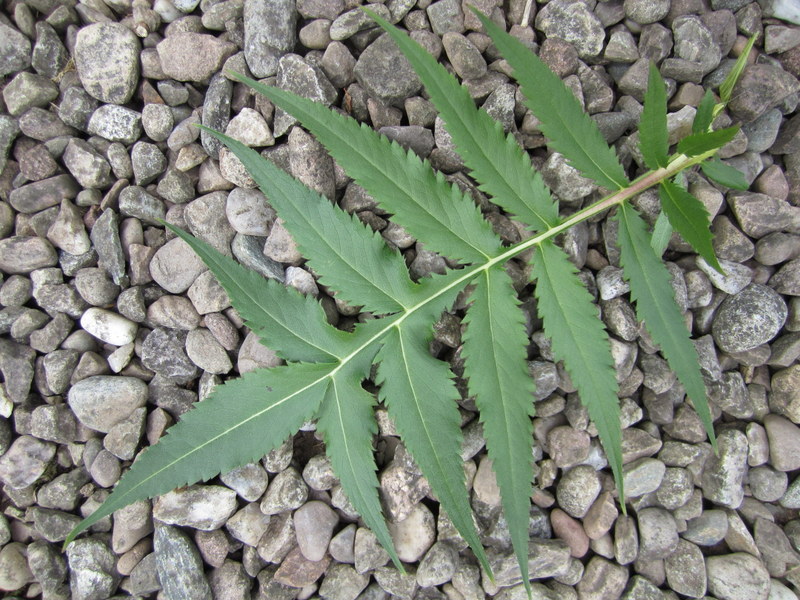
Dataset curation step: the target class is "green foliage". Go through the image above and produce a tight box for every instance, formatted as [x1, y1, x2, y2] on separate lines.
[67, 10, 755, 590]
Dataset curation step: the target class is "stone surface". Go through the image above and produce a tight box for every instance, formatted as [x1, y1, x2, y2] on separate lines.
[75, 23, 140, 104]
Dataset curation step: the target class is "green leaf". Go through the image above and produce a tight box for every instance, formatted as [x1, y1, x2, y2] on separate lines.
[650, 211, 673, 257]
[475, 11, 629, 191]
[199, 127, 420, 315]
[658, 179, 722, 273]
[375, 318, 491, 575]
[720, 34, 758, 104]
[166, 223, 349, 363]
[640, 61, 669, 170]
[692, 89, 716, 134]
[230, 73, 502, 264]
[700, 157, 749, 190]
[531, 241, 623, 500]
[316, 367, 402, 570]
[676, 126, 739, 157]
[461, 265, 535, 592]
[370, 10, 558, 233]
[615, 204, 716, 450]
[65, 363, 335, 546]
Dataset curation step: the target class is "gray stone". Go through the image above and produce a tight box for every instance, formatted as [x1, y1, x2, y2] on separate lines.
[119, 185, 166, 225]
[87, 104, 142, 143]
[712, 284, 787, 353]
[226, 188, 276, 236]
[0, 435, 55, 489]
[706, 553, 770, 600]
[260, 466, 308, 514]
[274, 54, 338, 135]
[67, 376, 148, 433]
[624, 0, 669, 25]
[91, 208, 127, 286]
[66, 538, 120, 600]
[354, 34, 422, 105]
[294, 500, 339, 561]
[764, 414, 800, 471]
[185, 328, 233, 374]
[201, 73, 233, 160]
[556, 465, 601, 518]
[0, 236, 58, 274]
[490, 539, 571, 586]
[142, 103, 174, 142]
[330, 5, 387, 41]
[0, 22, 31, 77]
[637, 507, 678, 561]
[157, 32, 237, 82]
[75, 23, 140, 104]
[442, 32, 487, 80]
[2, 71, 59, 116]
[701, 429, 748, 508]
[319, 563, 370, 600]
[150, 236, 208, 294]
[672, 15, 721, 75]
[58, 87, 99, 131]
[49, 199, 92, 255]
[226, 107, 274, 147]
[142, 328, 199, 384]
[729, 192, 800, 239]
[535, 0, 606, 59]
[9, 173, 79, 214]
[185, 192, 236, 256]
[576, 556, 629, 600]
[154, 524, 212, 600]
[244, 0, 298, 78]
[728, 64, 800, 123]
[426, 0, 464, 35]
[27, 540, 68, 598]
[131, 141, 167, 186]
[225, 503, 271, 547]
[664, 539, 706, 598]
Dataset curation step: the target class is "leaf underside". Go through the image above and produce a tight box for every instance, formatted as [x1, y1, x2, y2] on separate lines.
[67, 10, 729, 590]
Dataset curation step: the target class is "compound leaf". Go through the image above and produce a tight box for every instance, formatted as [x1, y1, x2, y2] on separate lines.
[476, 12, 629, 191]
[701, 157, 749, 190]
[658, 179, 722, 273]
[167, 223, 349, 363]
[615, 204, 716, 450]
[65, 362, 336, 546]
[532, 241, 623, 499]
[231, 73, 502, 264]
[375, 318, 490, 575]
[201, 127, 419, 314]
[640, 61, 669, 170]
[371, 10, 558, 233]
[676, 126, 739, 157]
[461, 265, 535, 590]
[317, 367, 401, 570]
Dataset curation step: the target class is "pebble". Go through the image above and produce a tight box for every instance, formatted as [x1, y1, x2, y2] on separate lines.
[294, 500, 339, 561]
[225, 188, 276, 236]
[318, 563, 370, 600]
[226, 107, 274, 147]
[0, 21, 31, 77]
[142, 103, 174, 142]
[551, 508, 590, 558]
[729, 64, 800, 123]
[637, 507, 678, 561]
[225, 503, 271, 547]
[80, 307, 137, 345]
[388, 502, 436, 562]
[556, 465, 602, 519]
[150, 236, 208, 293]
[64, 538, 119, 599]
[260, 466, 309, 515]
[49, 200, 91, 255]
[87, 104, 143, 143]
[0, 236, 58, 273]
[67, 375, 147, 433]
[354, 33, 422, 105]
[244, 0, 298, 78]
[0, 434, 55, 489]
[535, 0, 606, 58]
[417, 541, 458, 587]
[706, 553, 770, 600]
[154, 524, 212, 600]
[154, 485, 237, 530]
[131, 141, 167, 185]
[576, 555, 629, 600]
[74, 23, 140, 104]
[701, 429, 749, 508]
[274, 545, 331, 587]
[712, 284, 788, 353]
[764, 414, 800, 471]
[354, 527, 390, 574]
[157, 32, 237, 82]
[664, 539, 706, 598]
[3, 72, 59, 116]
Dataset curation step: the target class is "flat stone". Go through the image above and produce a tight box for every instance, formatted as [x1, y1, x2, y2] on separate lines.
[75, 22, 140, 104]
[0, 435, 55, 489]
[154, 485, 238, 530]
[0, 22, 31, 77]
[0, 236, 58, 273]
[158, 32, 237, 82]
[728, 63, 800, 123]
[489, 539, 571, 587]
[353, 33, 422, 105]
[67, 375, 148, 433]
[294, 500, 339, 561]
[706, 553, 770, 600]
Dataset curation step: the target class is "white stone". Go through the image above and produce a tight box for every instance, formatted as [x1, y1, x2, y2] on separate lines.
[387, 503, 435, 563]
[225, 108, 274, 147]
[154, 485, 237, 530]
[80, 307, 138, 345]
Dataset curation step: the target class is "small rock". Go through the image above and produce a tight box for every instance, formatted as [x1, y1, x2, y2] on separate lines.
[637, 507, 678, 561]
[388, 502, 436, 563]
[154, 485, 237, 530]
[0, 236, 57, 273]
[150, 236, 208, 294]
[157, 32, 237, 82]
[354, 33, 422, 105]
[729, 64, 800, 123]
[706, 553, 770, 600]
[87, 105, 143, 143]
[66, 538, 120, 600]
[712, 284, 787, 353]
[225, 503, 271, 546]
[274, 545, 331, 587]
[701, 429, 748, 508]
[75, 22, 140, 104]
[154, 524, 212, 600]
[764, 414, 800, 471]
[294, 500, 339, 561]
[318, 563, 370, 600]
[0, 435, 55, 489]
[80, 307, 137, 346]
[68, 376, 147, 433]
[556, 465, 601, 518]
[244, 0, 298, 78]
[576, 555, 629, 600]
[535, 0, 606, 58]
[260, 467, 308, 515]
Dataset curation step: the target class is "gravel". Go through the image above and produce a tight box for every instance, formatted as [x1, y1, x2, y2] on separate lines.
[1, 1, 800, 599]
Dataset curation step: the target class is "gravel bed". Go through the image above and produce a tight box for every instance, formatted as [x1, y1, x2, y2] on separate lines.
[1, 0, 800, 599]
